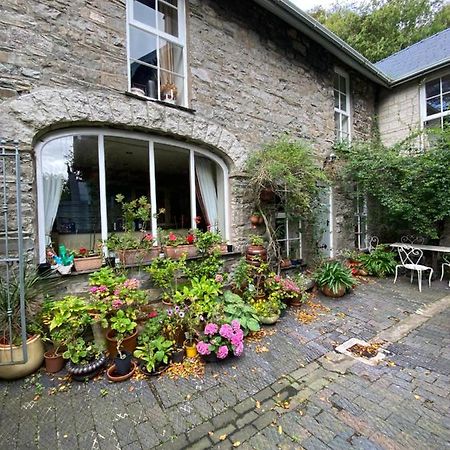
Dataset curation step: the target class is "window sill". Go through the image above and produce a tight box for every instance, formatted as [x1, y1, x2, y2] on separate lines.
[124, 91, 196, 114]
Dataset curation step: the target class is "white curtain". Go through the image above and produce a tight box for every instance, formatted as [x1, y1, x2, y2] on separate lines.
[42, 137, 72, 245]
[195, 157, 218, 232]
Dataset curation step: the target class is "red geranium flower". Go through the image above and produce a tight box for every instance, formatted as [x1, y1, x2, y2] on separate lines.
[186, 234, 195, 244]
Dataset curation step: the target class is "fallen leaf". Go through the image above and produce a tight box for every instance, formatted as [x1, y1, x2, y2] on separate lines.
[219, 434, 227, 441]
[278, 425, 283, 434]
[128, 386, 135, 392]
[233, 441, 241, 447]
[208, 431, 214, 436]
[255, 400, 261, 409]
[414, 395, 421, 400]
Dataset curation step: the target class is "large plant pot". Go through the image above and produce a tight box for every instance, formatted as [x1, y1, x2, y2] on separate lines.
[139, 361, 169, 377]
[67, 354, 107, 381]
[107, 360, 137, 382]
[321, 285, 346, 298]
[117, 248, 160, 266]
[164, 245, 198, 259]
[73, 255, 103, 272]
[106, 329, 138, 358]
[0, 335, 44, 380]
[246, 245, 267, 266]
[44, 350, 65, 373]
[259, 314, 280, 325]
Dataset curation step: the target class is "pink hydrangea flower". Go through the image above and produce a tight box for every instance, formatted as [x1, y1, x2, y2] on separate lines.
[124, 278, 139, 289]
[219, 324, 233, 339]
[196, 341, 210, 355]
[204, 323, 219, 335]
[217, 345, 229, 359]
[231, 319, 240, 331]
[90, 286, 98, 294]
[98, 285, 108, 292]
[112, 299, 123, 309]
[215, 274, 223, 283]
[231, 330, 244, 347]
[274, 275, 282, 283]
[233, 342, 244, 357]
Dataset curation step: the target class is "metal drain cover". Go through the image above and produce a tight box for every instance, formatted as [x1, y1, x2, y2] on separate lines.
[335, 338, 387, 366]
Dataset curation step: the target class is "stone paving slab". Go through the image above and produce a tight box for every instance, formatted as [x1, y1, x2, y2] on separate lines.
[0, 277, 449, 449]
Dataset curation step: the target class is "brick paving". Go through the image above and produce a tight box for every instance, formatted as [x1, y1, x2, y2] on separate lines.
[0, 277, 449, 449]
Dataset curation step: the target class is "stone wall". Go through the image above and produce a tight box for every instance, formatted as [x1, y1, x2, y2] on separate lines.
[377, 81, 421, 147]
[0, 0, 377, 263]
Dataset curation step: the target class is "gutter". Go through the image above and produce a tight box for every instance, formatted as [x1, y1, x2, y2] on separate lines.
[253, 0, 393, 87]
[389, 58, 450, 86]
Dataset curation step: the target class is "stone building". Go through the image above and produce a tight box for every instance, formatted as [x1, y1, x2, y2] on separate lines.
[1, 0, 444, 268]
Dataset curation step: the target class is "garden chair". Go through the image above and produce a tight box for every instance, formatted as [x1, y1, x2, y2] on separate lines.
[440, 256, 450, 287]
[368, 235, 379, 253]
[401, 235, 424, 245]
[394, 245, 433, 292]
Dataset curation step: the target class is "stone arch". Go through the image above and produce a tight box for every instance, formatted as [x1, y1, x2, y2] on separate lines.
[0, 87, 247, 171]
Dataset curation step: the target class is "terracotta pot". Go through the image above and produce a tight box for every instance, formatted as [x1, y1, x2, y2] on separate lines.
[106, 329, 138, 358]
[44, 350, 65, 373]
[117, 248, 160, 266]
[259, 188, 275, 202]
[250, 215, 262, 226]
[107, 360, 137, 382]
[164, 245, 198, 259]
[289, 296, 303, 307]
[321, 285, 346, 298]
[0, 335, 44, 380]
[73, 255, 103, 272]
[246, 245, 267, 266]
[185, 342, 198, 358]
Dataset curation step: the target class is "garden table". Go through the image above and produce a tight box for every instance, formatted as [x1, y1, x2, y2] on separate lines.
[390, 242, 450, 275]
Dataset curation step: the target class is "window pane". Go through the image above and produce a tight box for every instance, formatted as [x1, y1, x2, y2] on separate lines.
[159, 39, 183, 75]
[334, 91, 339, 109]
[442, 93, 450, 113]
[160, 71, 184, 105]
[339, 75, 346, 93]
[340, 93, 347, 112]
[105, 137, 150, 233]
[341, 115, 349, 134]
[333, 73, 339, 91]
[129, 26, 157, 66]
[161, 0, 178, 7]
[155, 144, 190, 230]
[424, 118, 441, 129]
[130, 61, 158, 98]
[442, 75, 450, 94]
[43, 135, 101, 251]
[133, 0, 156, 28]
[158, 2, 178, 37]
[427, 96, 441, 116]
[425, 78, 440, 98]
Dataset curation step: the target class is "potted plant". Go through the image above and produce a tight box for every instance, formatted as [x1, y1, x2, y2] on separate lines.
[52, 245, 74, 275]
[252, 297, 284, 325]
[134, 336, 174, 376]
[160, 81, 177, 104]
[222, 290, 260, 336]
[182, 308, 201, 358]
[106, 309, 138, 358]
[356, 245, 397, 277]
[250, 212, 264, 227]
[145, 256, 186, 304]
[73, 246, 103, 272]
[231, 258, 252, 294]
[163, 231, 198, 259]
[106, 349, 137, 382]
[196, 320, 245, 362]
[161, 306, 188, 361]
[246, 235, 267, 266]
[314, 260, 357, 298]
[0, 267, 53, 380]
[63, 337, 106, 381]
[194, 230, 225, 254]
[42, 327, 70, 373]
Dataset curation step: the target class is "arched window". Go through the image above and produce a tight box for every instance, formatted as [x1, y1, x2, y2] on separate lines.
[36, 130, 229, 262]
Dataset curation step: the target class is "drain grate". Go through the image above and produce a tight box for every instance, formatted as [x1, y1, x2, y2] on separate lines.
[335, 338, 388, 366]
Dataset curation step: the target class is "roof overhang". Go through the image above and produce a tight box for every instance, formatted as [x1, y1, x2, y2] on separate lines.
[253, 0, 393, 87]
[390, 58, 450, 87]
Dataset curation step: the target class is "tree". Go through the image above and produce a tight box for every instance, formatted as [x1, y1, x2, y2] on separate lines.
[336, 127, 450, 241]
[310, 0, 450, 62]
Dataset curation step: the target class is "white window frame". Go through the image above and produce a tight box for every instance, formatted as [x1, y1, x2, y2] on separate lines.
[354, 186, 368, 251]
[334, 67, 351, 142]
[275, 212, 302, 261]
[126, 0, 188, 106]
[35, 129, 230, 263]
[420, 71, 450, 130]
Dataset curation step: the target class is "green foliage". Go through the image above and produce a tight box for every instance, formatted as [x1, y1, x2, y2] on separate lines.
[89, 267, 127, 290]
[138, 314, 164, 344]
[115, 194, 152, 232]
[310, 0, 450, 62]
[357, 245, 397, 277]
[313, 261, 356, 294]
[246, 136, 328, 217]
[133, 336, 173, 372]
[249, 235, 264, 246]
[231, 258, 253, 291]
[184, 252, 223, 280]
[62, 337, 102, 365]
[194, 230, 223, 253]
[145, 257, 186, 300]
[41, 296, 91, 332]
[252, 297, 285, 318]
[109, 309, 137, 338]
[337, 128, 450, 239]
[222, 291, 260, 335]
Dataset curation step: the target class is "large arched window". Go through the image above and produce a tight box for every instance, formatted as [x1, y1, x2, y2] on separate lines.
[36, 130, 229, 262]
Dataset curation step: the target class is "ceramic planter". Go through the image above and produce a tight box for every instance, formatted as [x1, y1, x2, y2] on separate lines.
[106, 329, 138, 358]
[73, 255, 103, 272]
[321, 285, 346, 298]
[114, 350, 133, 375]
[0, 335, 44, 380]
[172, 347, 185, 363]
[259, 314, 280, 325]
[67, 353, 107, 381]
[139, 362, 169, 377]
[185, 342, 198, 358]
[117, 248, 160, 266]
[246, 245, 267, 266]
[44, 350, 65, 373]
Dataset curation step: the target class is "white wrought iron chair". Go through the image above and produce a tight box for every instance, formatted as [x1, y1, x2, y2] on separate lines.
[401, 235, 425, 245]
[440, 256, 450, 287]
[368, 235, 379, 253]
[394, 245, 433, 292]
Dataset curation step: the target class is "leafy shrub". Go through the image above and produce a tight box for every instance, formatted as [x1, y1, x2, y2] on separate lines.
[313, 261, 356, 294]
[222, 291, 260, 335]
[357, 245, 397, 277]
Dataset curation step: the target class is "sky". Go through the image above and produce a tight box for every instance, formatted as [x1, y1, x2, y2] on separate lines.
[290, 0, 358, 12]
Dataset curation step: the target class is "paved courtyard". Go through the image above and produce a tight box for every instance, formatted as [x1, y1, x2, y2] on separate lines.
[1, 277, 449, 450]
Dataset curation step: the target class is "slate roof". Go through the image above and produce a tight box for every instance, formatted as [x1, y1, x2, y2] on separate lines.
[375, 28, 450, 81]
